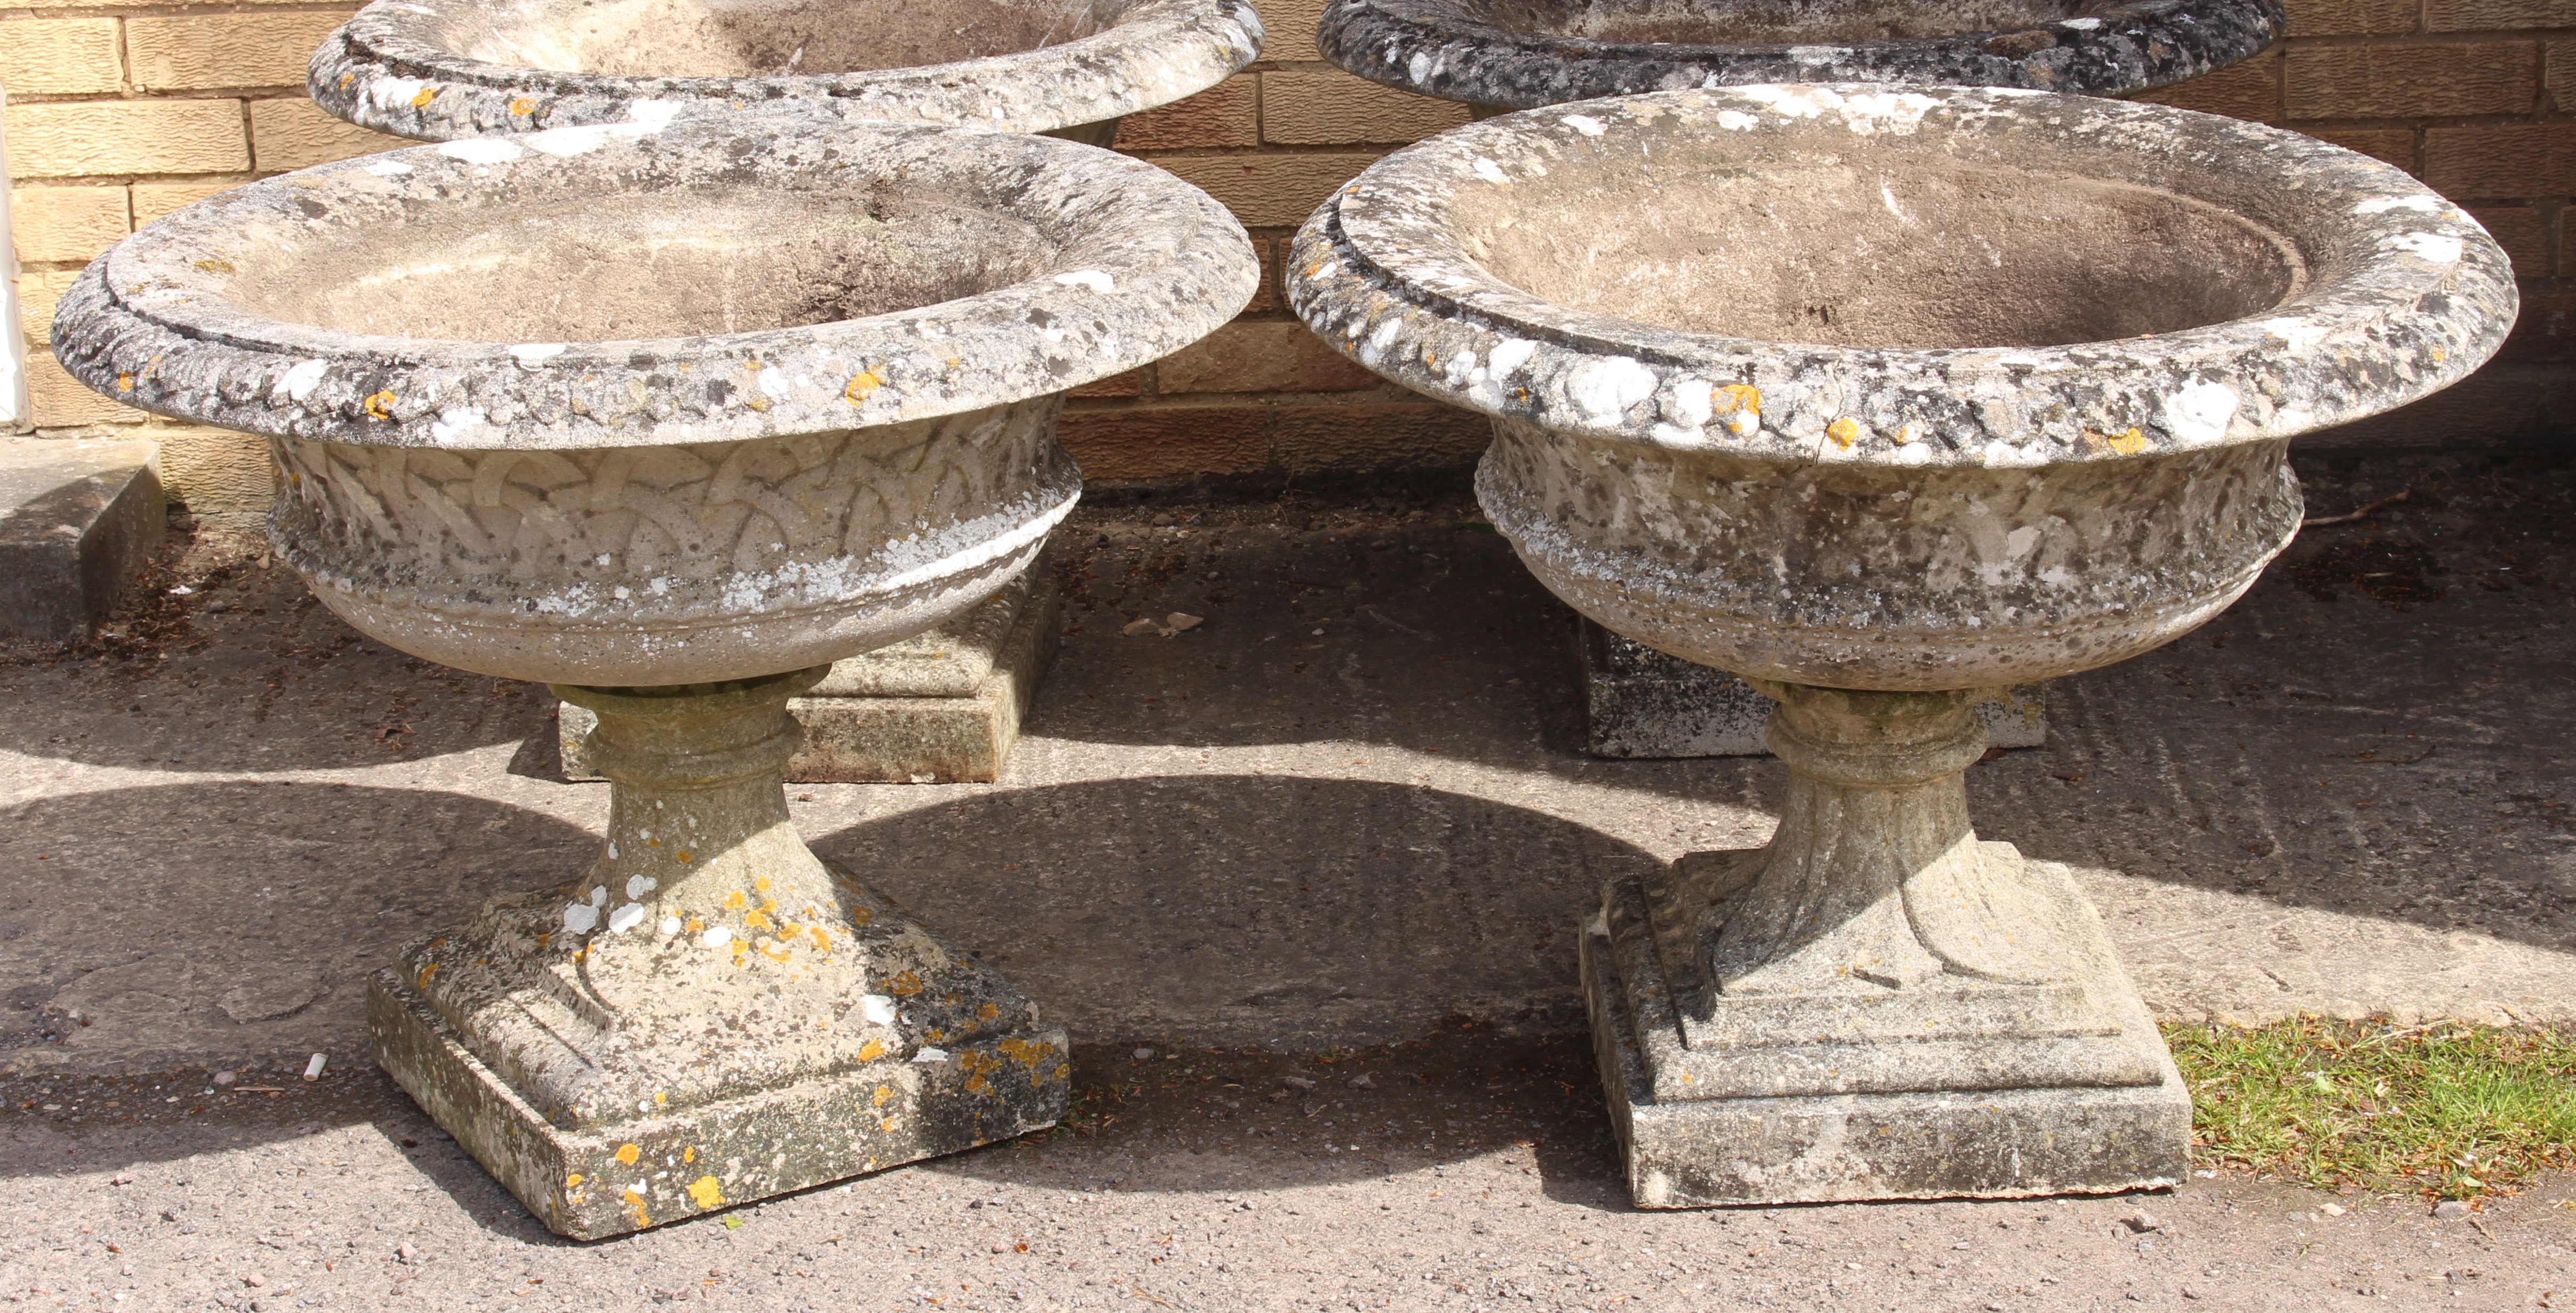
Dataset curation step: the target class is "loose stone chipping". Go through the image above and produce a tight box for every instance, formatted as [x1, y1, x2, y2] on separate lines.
[1287, 86, 2518, 1206]
[310, 0, 1263, 142]
[1319, 0, 2279, 109]
[54, 113, 1257, 1238]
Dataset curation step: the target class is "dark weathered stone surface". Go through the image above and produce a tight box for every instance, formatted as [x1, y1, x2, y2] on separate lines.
[0, 436, 164, 644]
[559, 574, 1065, 783]
[1320, 0, 2279, 109]
[1581, 619, 2043, 757]
[310, 0, 1263, 141]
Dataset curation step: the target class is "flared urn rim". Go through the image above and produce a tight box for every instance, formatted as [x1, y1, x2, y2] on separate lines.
[1318, 0, 2279, 107]
[310, 0, 1263, 140]
[1286, 85, 2518, 471]
[51, 111, 1257, 451]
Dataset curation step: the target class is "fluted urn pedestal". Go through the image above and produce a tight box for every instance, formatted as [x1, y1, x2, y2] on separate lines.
[1289, 86, 2517, 1205]
[54, 112, 1256, 1236]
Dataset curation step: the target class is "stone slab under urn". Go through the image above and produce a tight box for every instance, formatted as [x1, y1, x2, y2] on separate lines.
[1289, 86, 2517, 1205]
[1319, 0, 2279, 112]
[53, 110, 1257, 1237]
[1580, 620, 2043, 758]
[560, 573, 1063, 783]
[311, 0, 1263, 146]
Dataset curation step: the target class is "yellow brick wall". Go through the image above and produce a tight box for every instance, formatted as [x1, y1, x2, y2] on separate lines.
[5, 0, 2570, 496]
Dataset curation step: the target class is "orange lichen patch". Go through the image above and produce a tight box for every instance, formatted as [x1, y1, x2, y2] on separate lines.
[675, 850, 692, 864]
[410, 85, 439, 108]
[509, 97, 537, 116]
[760, 942, 794, 964]
[843, 371, 883, 403]
[746, 910, 774, 932]
[2083, 426, 2152, 455]
[744, 396, 771, 412]
[682, 1145, 695, 1163]
[338, 73, 355, 89]
[810, 927, 833, 952]
[998, 1037, 1057, 1071]
[417, 963, 440, 989]
[684, 917, 704, 933]
[888, 970, 923, 996]
[614, 1143, 641, 1166]
[566, 1173, 583, 1189]
[654, 1092, 668, 1106]
[1053, 1063, 1072, 1081]
[761, 897, 778, 913]
[687, 1175, 724, 1210]
[193, 257, 235, 275]
[363, 391, 397, 420]
[116, 372, 136, 393]
[623, 1189, 648, 1229]
[928, 1028, 947, 1043]
[754, 877, 772, 892]
[858, 1038, 886, 1061]
[849, 908, 875, 928]
[1716, 384, 1762, 415]
[723, 890, 747, 910]
[962, 1051, 1001, 1095]
[1826, 417, 1860, 449]
[979, 1002, 1001, 1021]
[873, 1085, 894, 1107]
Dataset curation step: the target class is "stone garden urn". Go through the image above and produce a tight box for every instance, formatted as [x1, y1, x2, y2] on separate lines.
[1287, 86, 2516, 1205]
[311, 0, 1263, 146]
[1319, 0, 2278, 111]
[53, 111, 1257, 1237]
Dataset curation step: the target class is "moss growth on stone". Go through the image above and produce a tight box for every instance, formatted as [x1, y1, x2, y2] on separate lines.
[2168, 1016, 2576, 1200]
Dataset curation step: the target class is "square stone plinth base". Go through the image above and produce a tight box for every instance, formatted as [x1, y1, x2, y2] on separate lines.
[1578, 620, 2046, 758]
[370, 970, 1069, 1240]
[0, 436, 164, 643]
[1580, 863, 2190, 1208]
[560, 575, 1060, 784]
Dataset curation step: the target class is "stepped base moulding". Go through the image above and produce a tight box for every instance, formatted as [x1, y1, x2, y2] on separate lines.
[311, 0, 1264, 145]
[1288, 85, 2516, 1204]
[54, 109, 1257, 1236]
[1581, 620, 2042, 758]
[560, 573, 1064, 784]
[1319, 0, 2279, 112]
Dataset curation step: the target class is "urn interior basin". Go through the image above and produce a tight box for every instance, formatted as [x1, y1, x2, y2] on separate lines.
[53, 113, 1257, 687]
[312, 0, 1262, 140]
[1289, 86, 2516, 690]
[1318, 0, 2280, 107]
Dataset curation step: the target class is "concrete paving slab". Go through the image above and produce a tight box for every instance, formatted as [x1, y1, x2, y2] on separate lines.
[0, 435, 163, 643]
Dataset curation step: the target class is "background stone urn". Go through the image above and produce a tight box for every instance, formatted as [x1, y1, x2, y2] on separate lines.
[54, 112, 1257, 1237]
[311, 0, 1263, 146]
[1319, 0, 2279, 112]
[1288, 85, 2517, 1206]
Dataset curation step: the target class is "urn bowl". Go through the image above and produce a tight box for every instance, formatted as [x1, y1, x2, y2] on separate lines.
[312, 0, 1262, 141]
[1319, 0, 2280, 108]
[53, 113, 1256, 686]
[1287, 86, 2517, 690]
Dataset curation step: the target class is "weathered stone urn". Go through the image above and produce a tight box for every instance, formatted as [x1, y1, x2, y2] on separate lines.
[311, 0, 1262, 145]
[1319, 0, 2278, 110]
[1288, 86, 2516, 1205]
[54, 112, 1257, 1237]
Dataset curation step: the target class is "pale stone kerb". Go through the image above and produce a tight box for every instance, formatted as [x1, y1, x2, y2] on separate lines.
[51, 112, 1258, 451]
[1285, 85, 2520, 472]
[1319, 0, 2280, 108]
[309, 0, 1263, 141]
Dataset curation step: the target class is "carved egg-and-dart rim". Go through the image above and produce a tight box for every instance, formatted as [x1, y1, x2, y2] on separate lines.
[1319, 0, 2281, 106]
[310, 0, 1263, 140]
[1285, 85, 2519, 471]
[52, 113, 1259, 451]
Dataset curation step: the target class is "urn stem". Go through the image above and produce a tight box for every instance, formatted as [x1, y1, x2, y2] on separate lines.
[553, 667, 834, 930]
[1709, 681, 2062, 996]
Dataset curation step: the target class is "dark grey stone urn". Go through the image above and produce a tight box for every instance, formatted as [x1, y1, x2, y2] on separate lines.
[1287, 86, 2517, 1207]
[1319, 0, 2280, 110]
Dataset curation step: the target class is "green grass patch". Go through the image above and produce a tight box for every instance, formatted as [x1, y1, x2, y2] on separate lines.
[2165, 1016, 2576, 1199]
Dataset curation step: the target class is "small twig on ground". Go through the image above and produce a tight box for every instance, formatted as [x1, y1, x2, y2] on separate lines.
[2303, 488, 2412, 528]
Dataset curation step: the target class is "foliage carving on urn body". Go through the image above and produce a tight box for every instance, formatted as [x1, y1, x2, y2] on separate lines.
[273, 400, 1065, 615]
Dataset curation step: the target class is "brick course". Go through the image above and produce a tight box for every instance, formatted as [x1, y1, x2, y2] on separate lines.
[6, 0, 2572, 478]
